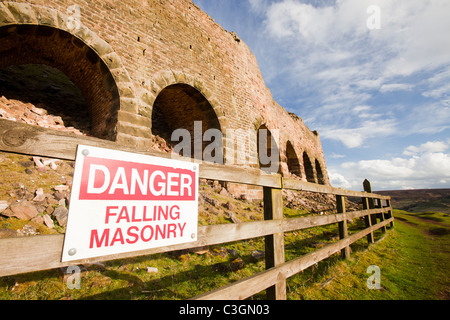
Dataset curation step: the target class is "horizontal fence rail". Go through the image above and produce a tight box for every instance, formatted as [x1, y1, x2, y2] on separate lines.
[194, 217, 394, 300]
[0, 119, 389, 198]
[0, 119, 394, 299]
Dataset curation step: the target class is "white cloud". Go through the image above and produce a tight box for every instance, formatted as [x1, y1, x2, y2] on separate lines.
[330, 152, 345, 159]
[403, 141, 448, 156]
[422, 84, 450, 99]
[237, 0, 450, 190]
[256, 0, 450, 150]
[248, 0, 269, 15]
[381, 0, 450, 76]
[379, 83, 413, 93]
[195, 0, 450, 190]
[333, 140, 450, 190]
[422, 66, 450, 105]
[328, 171, 352, 189]
[265, 0, 368, 43]
[351, 158, 416, 178]
[320, 118, 397, 148]
[352, 105, 385, 119]
[353, 105, 371, 113]
[405, 104, 450, 135]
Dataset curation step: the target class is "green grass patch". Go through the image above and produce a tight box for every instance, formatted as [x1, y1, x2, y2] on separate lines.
[283, 206, 309, 218]
[288, 210, 449, 300]
[0, 152, 74, 201]
[1, 209, 448, 300]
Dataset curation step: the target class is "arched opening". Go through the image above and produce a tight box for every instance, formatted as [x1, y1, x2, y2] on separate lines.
[0, 64, 90, 134]
[151, 83, 223, 161]
[286, 141, 301, 177]
[315, 159, 326, 185]
[0, 25, 119, 140]
[303, 151, 315, 183]
[257, 125, 280, 174]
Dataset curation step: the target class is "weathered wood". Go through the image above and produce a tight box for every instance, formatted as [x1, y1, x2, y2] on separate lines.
[363, 179, 378, 227]
[0, 119, 395, 300]
[362, 197, 374, 244]
[1, 119, 394, 196]
[263, 187, 286, 300]
[0, 118, 161, 161]
[0, 119, 281, 188]
[336, 195, 350, 259]
[0, 118, 140, 161]
[0, 220, 279, 277]
[199, 161, 281, 188]
[193, 217, 394, 300]
[377, 198, 387, 233]
[0, 234, 66, 276]
[283, 177, 390, 200]
[386, 199, 394, 228]
[281, 216, 393, 280]
[281, 207, 388, 233]
[0, 204, 391, 277]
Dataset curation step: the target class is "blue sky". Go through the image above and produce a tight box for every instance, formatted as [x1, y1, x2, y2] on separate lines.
[193, 0, 450, 191]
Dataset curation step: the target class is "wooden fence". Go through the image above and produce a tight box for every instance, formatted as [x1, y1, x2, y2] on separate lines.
[0, 118, 393, 299]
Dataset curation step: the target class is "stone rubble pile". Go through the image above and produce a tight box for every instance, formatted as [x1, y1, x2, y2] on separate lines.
[283, 189, 361, 214]
[0, 171, 359, 238]
[0, 156, 72, 238]
[0, 95, 88, 136]
[0, 91, 357, 238]
[0, 180, 70, 236]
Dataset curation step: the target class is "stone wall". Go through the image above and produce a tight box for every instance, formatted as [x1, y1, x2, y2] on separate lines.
[0, 0, 330, 186]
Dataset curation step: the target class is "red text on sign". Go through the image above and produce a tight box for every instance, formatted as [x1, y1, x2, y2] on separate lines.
[89, 222, 187, 248]
[78, 156, 196, 200]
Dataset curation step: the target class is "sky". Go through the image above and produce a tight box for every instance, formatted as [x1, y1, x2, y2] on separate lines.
[192, 0, 450, 191]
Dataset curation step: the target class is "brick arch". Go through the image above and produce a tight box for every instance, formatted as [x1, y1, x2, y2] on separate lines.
[302, 151, 316, 183]
[286, 140, 301, 177]
[149, 72, 225, 162]
[251, 115, 265, 131]
[145, 70, 228, 133]
[0, 2, 136, 140]
[256, 124, 281, 174]
[315, 159, 326, 185]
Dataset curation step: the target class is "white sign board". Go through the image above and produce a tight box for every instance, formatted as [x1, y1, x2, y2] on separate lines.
[62, 145, 198, 262]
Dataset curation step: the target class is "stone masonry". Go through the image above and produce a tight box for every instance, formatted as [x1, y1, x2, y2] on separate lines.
[0, 0, 330, 189]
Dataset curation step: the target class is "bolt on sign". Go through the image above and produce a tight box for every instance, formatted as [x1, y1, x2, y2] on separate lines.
[62, 145, 199, 262]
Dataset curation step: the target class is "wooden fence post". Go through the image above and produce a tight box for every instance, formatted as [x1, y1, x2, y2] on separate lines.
[377, 199, 387, 233]
[386, 199, 394, 228]
[336, 195, 350, 259]
[363, 179, 378, 224]
[263, 186, 286, 300]
[362, 179, 375, 244]
[362, 197, 374, 244]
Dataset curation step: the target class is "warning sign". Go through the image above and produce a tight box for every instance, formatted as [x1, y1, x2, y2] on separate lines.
[62, 145, 199, 262]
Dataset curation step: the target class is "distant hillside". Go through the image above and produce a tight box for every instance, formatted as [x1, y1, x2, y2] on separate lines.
[376, 189, 450, 214]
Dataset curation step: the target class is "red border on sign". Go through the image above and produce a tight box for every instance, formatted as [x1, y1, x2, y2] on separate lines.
[78, 156, 196, 201]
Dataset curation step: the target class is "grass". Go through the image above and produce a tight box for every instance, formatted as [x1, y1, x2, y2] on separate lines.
[386, 189, 450, 215]
[0, 238, 267, 300]
[289, 209, 450, 300]
[0, 152, 74, 202]
[0, 209, 448, 300]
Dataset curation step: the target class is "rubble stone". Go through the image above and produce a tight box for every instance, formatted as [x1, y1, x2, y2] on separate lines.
[43, 214, 55, 229]
[251, 250, 265, 262]
[53, 206, 68, 227]
[0, 200, 8, 213]
[9, 200, 39, 220]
